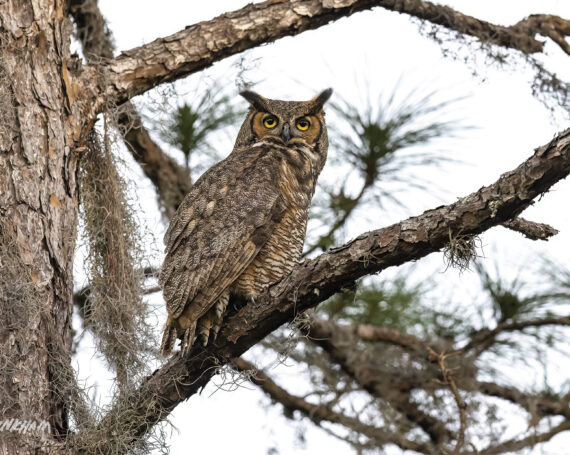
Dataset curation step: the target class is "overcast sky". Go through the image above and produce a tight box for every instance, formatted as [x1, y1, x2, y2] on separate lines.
[75, 2, 570, 453]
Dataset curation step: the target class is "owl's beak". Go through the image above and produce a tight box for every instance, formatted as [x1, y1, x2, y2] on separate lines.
[281, 123, 291, 143]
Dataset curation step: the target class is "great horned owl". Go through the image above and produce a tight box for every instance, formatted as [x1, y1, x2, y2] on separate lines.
[159, 88, 333, 356]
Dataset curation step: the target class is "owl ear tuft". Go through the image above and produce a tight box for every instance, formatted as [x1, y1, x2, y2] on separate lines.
[310, 88, 333, 112]
[240, 90, 268, 111]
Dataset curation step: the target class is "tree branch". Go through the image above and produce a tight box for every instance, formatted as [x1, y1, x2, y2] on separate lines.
[386, 3, 569, 56]
[306, 317, 452, 444]
[474, 419, 570, 455]
[233, 357, 433, 453]
[352, 323, 434, 356]
[69, 0, 114, 60]
[69, 0, 192, 218]
[82, 128, 570, 453]
[115, 105, 192, 217]
[97, 0, 382, 107]
[427, 348, 466, 454]
[512, 14, 570, 56]
[501, 217, 558, 240]
[475, 381, 570, 420]
[88, 0, 569, 108]
[462, 315, 570, 352]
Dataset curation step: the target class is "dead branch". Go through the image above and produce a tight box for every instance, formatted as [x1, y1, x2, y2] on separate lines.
[80, 128, 570, 453]
[384, 2, 569, 56]
[233, 357, 433, 453]
[501, 217, 558, 240]
[512, 14, 570, 56]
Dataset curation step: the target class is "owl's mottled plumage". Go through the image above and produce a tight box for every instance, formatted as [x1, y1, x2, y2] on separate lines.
[159, 88, 333, 356]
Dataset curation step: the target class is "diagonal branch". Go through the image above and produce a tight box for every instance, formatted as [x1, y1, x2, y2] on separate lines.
[81, 128, 570, 453]
[69, 0, 115, 60]
[474, 419, 570, 455]
[115, 105, 192, 217]
[233, 357, 433, 453]
[96, 0, 384, 107]
[85, 0, 569, 109]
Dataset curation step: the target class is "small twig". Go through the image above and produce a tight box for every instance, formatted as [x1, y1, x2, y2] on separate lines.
[462, 315, 570, 352]
[501, 217, 558, 240]
[428, 348, 467, 455]
[143, 285, 161, 295]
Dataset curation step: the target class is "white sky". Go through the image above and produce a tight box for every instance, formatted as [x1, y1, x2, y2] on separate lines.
[74, 1, 570, 454]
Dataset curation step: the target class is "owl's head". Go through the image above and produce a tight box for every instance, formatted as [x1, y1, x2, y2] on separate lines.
[235, 89, 333, 170]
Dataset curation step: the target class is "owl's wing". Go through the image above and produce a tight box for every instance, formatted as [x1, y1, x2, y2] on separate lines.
[159, 149, 284, 324]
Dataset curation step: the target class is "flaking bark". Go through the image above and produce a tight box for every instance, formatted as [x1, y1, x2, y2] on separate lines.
[0, 1, 79, 453]
[76, 0, 569, 111]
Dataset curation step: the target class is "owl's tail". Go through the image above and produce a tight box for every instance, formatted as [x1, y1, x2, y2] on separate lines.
[160, 320, 177, 357]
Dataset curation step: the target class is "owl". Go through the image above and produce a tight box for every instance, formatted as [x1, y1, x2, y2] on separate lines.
[159, 88, 333, 356]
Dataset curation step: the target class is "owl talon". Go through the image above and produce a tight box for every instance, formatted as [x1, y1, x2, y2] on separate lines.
[180, 323, 196, 356]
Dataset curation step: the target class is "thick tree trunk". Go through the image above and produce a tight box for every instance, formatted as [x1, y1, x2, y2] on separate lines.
[0, 1, 78, 453]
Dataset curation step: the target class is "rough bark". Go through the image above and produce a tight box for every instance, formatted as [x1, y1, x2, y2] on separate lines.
[85, 128, 570, 453]
[501, 217, 559, 240]
[0, 0, 79, 453]
[69, 0, 191, 218]
[80, 0, 569, 111]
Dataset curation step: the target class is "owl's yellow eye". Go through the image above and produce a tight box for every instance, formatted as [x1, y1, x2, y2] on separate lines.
[263, 116, 278, 129]
[296, 118, 310, 131]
